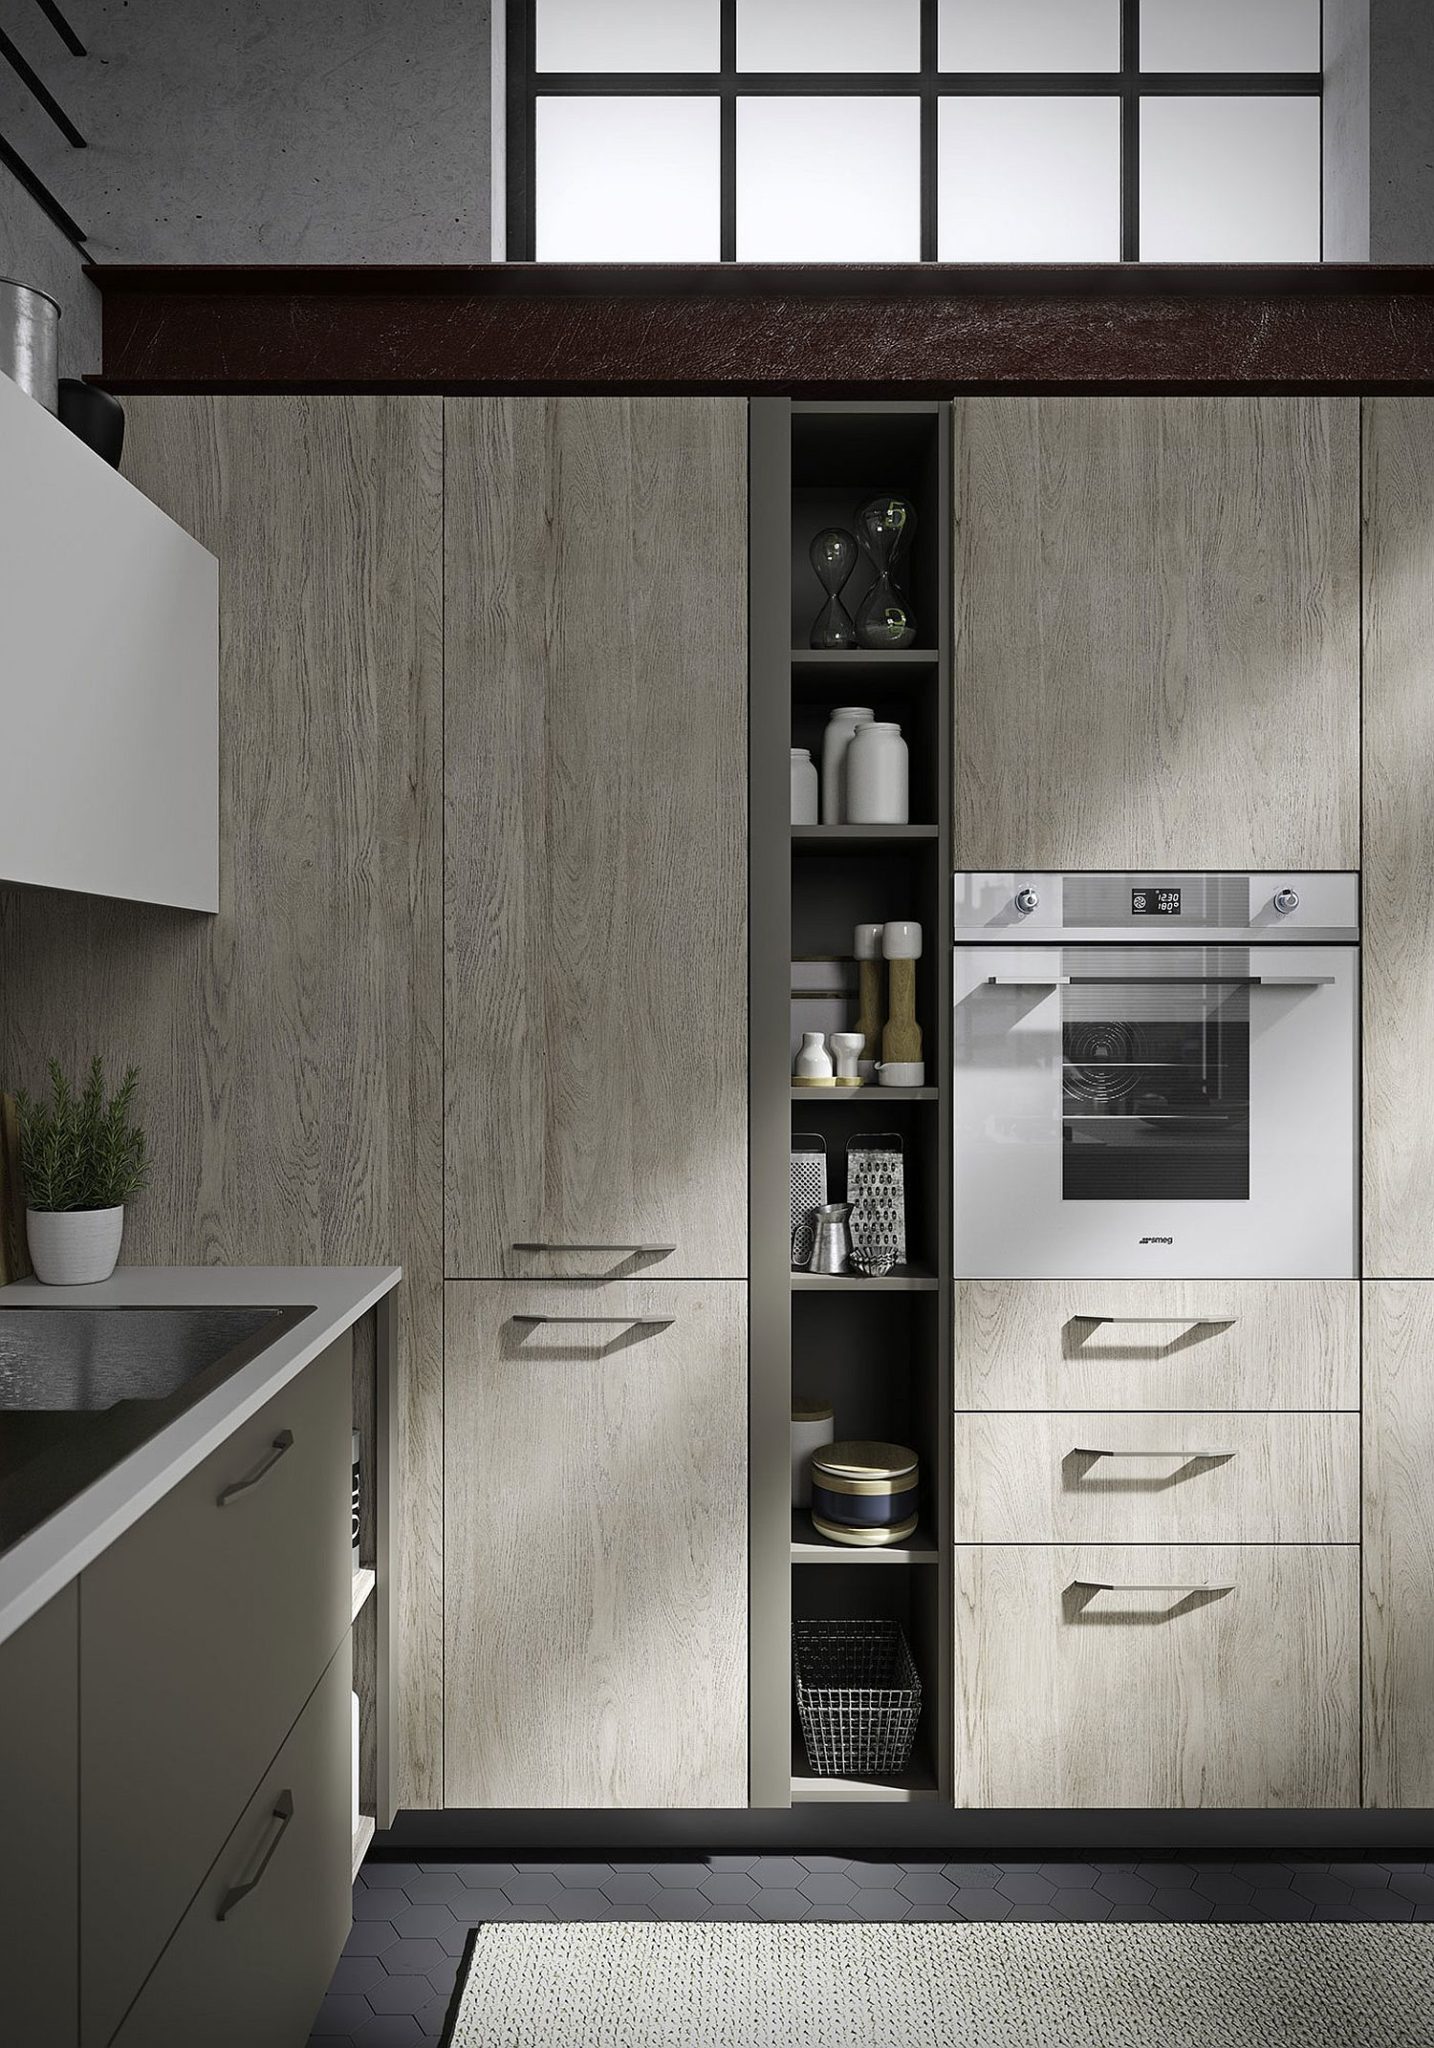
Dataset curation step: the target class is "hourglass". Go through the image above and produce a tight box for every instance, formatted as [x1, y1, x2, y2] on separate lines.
[808, 526, 859, 650]
[854, 496, 917, 650]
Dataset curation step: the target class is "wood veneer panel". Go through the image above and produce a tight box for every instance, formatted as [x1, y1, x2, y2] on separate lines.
[444, 397, 747, 1280]
[1363, 399, 1434, 1278]
[443, 1280, 748, 1808]
[1364, 1282, 1434, 1806]
[0, 397, 445, 1807]
[953, 396, 1359, 871]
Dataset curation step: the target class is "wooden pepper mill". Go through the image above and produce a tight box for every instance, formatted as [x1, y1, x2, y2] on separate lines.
[853, 923, 884, 1080]
[882, 920, 923, 1078]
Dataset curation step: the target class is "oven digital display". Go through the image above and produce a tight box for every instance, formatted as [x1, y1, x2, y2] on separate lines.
[1132, 887, 1181, 916]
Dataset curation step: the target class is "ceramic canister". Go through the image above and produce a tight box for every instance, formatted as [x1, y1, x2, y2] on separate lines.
[791, 1403, 836, 1508]
[820, 706, 874, 824]
[845, 720, 909, 824]
[790, 747, 819, 825]
[810, 1439, 919, 1546]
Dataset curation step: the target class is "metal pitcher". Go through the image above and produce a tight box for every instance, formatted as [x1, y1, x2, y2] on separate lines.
[0, 278, 60, 410]
[807, 1202, 852, 1276]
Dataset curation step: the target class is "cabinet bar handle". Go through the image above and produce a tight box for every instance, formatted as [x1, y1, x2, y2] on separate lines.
[1073, 1447, 1234, 1462]
[216, 1790, 294, 1921]
[216, 1429, 295, 1506]
[512, 1241, 676, 1256]
[512, 1314, 674, 1329]
[1075, 1315, 1236, 1327]
[1072, 1580, 1235, 1597]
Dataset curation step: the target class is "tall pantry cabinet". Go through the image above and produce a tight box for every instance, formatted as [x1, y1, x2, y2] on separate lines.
[442, 399, 750, 1806]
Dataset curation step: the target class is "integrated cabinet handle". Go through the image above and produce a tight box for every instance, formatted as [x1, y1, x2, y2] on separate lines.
[1063, 975, 1333, 988]
[1072, 1579, 1235, 1598]
[216, 1790, 294, 1921]
[1073, 1447, 1234, 1463]
[512, 1241, 676, 1256]
[1075, 1316, 1236, 1328]
[216, 1429, 295, 1507]
[512, 1314, 674, 1330]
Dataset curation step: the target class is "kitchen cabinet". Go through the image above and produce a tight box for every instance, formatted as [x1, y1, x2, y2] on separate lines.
[1364, 1282, 1434, 1806]
[443, 1280, 748, 1807]
[953, 397, 1359, 872]
[0, 367, 217, 910]
[444, 397, 748, 1281]
[953, 1544, 1358, 1808]
[81, 1331, 353, 2047]
[954, 1279, 1360, 1411]
[0, 1584, 77, 2048]
[1363, 399, 1434, 1276]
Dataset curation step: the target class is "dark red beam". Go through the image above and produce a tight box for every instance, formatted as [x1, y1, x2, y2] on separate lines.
[91, 263, 1434, 395]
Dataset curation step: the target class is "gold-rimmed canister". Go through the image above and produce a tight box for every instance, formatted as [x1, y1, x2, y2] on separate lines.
[810, 1439, 919, 1545]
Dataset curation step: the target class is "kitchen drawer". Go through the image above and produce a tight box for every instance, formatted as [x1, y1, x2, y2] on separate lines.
[953, 1411, 1358, 1545]
[953, 1544, 1358, 1809]
[955, 1280, 1358, 1411]
[81, 1330, 352, 2048]
[109, 1639, 352, 2048]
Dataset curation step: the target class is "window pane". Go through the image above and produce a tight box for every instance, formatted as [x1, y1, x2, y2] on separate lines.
[738, 0, 920, 73]
[1139, 98, 1320, 260]
[536, 0, 720, 73]
[1140, 0, 1320, 72]
[736, 98, 921, 260]
[535, 98, 720, 260]
[937, 97, 1120, 260]
[939, 0, 1121, 72]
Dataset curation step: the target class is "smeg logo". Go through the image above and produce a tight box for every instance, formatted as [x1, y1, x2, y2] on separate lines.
[1138, 1236, 1174, 1245]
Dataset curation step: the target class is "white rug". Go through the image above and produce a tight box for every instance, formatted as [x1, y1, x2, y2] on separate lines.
[441, 1920, 1434, 2047]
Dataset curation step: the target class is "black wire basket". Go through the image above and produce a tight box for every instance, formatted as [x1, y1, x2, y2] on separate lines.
[793, 1618, 923, 1777]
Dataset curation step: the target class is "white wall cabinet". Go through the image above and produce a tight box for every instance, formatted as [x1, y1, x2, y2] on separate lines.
[0, 372, 217, 910]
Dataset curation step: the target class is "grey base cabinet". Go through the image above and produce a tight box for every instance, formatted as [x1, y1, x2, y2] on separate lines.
[1364, 1281, 1434, 1806]
[0, 1585, 78, 2048]
[443, 1280, 748, 1808]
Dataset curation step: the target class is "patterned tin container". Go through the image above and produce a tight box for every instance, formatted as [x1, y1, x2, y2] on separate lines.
[809, 1439, 919, 1545]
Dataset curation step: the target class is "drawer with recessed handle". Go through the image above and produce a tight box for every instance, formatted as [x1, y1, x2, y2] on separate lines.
[955, 1279, 1358, 1411]
[953, 1409, 1357, 1545]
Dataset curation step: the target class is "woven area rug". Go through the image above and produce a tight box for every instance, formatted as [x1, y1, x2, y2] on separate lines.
[441, 1920, 1434, 2047]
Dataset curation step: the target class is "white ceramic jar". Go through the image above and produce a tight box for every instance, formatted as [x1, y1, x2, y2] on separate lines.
[791, 1403, 836, 1508]
[790, 746, 819, 824]
[820, 705, 874, 824]
[846, 720, 909, 824]
[793, 1031, 834, 1084]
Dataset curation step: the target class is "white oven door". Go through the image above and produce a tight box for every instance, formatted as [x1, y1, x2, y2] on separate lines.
[954, 943, 1357, 1279]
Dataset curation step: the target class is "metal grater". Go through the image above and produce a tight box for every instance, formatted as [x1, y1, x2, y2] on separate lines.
[846, 1133, 906, 1268]
[790, 1135, 828, 1268]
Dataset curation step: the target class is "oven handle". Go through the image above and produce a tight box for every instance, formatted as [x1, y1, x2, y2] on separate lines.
[983, 974, 1333, 988]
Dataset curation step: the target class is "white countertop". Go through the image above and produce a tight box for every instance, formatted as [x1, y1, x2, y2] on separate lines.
[0, 1265, 400, 1649]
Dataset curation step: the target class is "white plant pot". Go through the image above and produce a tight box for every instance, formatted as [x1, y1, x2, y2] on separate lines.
[26, 1205, 124, 1285]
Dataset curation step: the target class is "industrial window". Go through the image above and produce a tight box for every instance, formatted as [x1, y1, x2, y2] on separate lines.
[506, 0, 1323, 262]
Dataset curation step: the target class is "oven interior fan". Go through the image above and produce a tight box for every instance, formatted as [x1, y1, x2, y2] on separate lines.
[1063, 1021, 1151, 1105]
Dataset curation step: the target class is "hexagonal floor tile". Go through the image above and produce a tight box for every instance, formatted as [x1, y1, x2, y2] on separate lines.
[843, 1861, 907, 1890]
[327, 1955, 389, 1996]
[1039, 1863, 1100, 1890]
[1243, 1890, 1314, 1921]
[392, 1904, 456, 1940]
[700, 1872, 760, 1906]
[382, 1938, 453, 1976]
[1326, 1863, 1393, 1890]
[998, 1873, 1055, 1906]
[600, 1871, 663, 1905]
[351, 2014, 427, 2047]
[849, 1889, 910, 1921]
[353, 1887, 414, 1922]
[1135, 1863, 1195, 1890]
[797, 1855, 851, 1873]
[1043, 1889, 1112, 1921]
[502, 1872, 565, 1905]
[747, 1857, 811, 1890]
[399, 1870, 469, 1905]
[951, 1890, 1011, 1921]
[749, 1888, 812, 1921]
[800, 1872, 859, 1907]
[342, 1921, 400, 1957]
[942, 1863, 1003, 1890]
[1095, 1871, 1154, 1908]
[648, 1863, 714, 1890]
[312, 1990, 377, 2034]
[366, 1974, 442, 2016]
[897, 1871, 955, 1905]
[650, 1892, 719, 1921]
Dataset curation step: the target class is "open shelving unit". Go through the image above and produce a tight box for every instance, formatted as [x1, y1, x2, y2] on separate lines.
[751, 400, 953, 1811]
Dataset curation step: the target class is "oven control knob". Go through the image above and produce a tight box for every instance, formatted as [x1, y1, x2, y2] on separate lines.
[1273, 887, 1300, 915]
[1014, 887, 1040, 914]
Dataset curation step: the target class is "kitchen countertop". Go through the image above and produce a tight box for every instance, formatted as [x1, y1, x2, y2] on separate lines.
[0, 1265, 399, 1649]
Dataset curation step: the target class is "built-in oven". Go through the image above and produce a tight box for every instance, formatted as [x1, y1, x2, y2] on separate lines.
[954, 874, 1359, 1279]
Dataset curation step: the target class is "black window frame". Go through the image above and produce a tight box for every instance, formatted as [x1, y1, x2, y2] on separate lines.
[505, 0, 1323, 264]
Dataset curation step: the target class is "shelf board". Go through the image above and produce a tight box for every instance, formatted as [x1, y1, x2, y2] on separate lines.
[792, 825, 937, 848]
[792, 1264, 940, 1292]
[351, 1566, 376, 1625]
[791, 649, 938, 667]
[352, 1813, 376, 1880]
[789, 1085, 938, 1102]
[789, 1738, 940, 1805]
[791, 1508, 938, 1563]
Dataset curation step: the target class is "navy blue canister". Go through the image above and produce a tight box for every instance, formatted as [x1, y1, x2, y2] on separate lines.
[810, 1439, 919, 1546]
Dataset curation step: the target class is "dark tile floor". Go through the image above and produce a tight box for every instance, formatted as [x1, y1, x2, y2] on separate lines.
[308, 1854, 1434, 2047]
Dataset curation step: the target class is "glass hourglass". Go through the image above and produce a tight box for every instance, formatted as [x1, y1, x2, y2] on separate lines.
[854, 496, 917, 650]
[808, 527, 859, 650]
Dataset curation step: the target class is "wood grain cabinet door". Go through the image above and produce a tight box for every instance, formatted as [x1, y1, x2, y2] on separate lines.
[1364, 1282, 1434, 1806]
[443, 1280, 748, 1807]
[953, 397, 1359, 871]
[1364, 401, 1434, 1276]
[444, 398, 748, 1281]
[953, 1544, 1358, 1809]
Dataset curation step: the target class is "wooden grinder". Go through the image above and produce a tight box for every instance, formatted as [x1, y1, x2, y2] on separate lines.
[853, 922, 885, 1076]
[882, 920, 923, 1066]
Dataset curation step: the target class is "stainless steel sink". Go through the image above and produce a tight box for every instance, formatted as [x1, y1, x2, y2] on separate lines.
[0, 1305, 306, 1411]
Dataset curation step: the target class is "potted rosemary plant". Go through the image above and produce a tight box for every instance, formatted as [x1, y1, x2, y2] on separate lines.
[17, 1056, 151, 1284]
